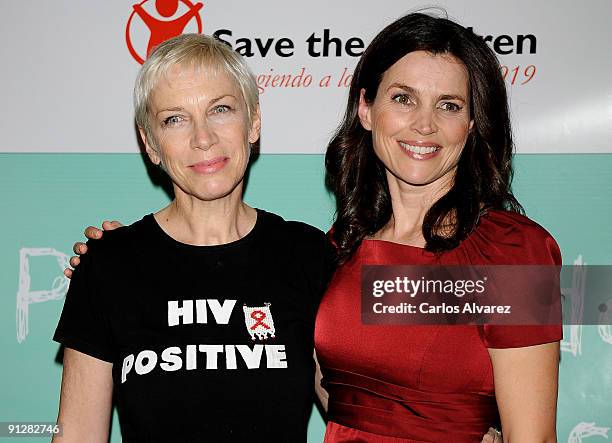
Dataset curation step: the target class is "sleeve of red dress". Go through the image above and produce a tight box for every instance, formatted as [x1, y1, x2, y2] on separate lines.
[481, 218, 563, 349]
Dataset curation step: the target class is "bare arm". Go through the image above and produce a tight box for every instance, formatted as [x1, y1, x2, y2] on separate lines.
[489, 342, 559, 442]
[64, 221, 123, 279]
[313, 351, 328, 413]
[52, 349, 113, 443]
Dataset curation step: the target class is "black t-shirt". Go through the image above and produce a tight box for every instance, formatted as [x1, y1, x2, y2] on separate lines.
[54, 210, 335, 442]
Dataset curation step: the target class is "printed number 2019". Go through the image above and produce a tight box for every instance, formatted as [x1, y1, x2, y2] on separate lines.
[501, 65, 536, 85]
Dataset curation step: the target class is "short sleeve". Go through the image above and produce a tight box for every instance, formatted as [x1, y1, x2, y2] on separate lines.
[481, 218, 563, 349]
[286, 222, 337, 309]
[53, 241, 115, 362]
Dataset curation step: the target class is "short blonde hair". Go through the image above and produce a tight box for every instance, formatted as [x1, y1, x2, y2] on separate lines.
[134, 34, 259, 151]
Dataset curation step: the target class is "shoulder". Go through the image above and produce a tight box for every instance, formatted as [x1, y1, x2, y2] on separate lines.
[471, 210, 561, 265]
[84, 215, 151, 259]
[256, 210, 336, 271]
[257, 209, 329, 245]
[286, 220, 329, 245]
[482, 210, 557, 244]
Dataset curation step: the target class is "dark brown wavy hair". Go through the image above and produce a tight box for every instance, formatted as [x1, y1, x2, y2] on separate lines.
[326, 12, 524, 264]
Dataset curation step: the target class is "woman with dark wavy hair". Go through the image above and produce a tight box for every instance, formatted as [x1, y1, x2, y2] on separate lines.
[315, 12, 560, 442]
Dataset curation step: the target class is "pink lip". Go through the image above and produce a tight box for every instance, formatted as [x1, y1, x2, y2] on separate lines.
[189, 157, 229, 174]
[398, 140, 442, 161]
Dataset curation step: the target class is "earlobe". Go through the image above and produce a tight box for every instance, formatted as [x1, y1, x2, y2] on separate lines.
[357, 89, 372, 131]
[248, 105, 262, 144]
[139, 127, 161, 165]
[146, 147, 161, 165]
[469, 120, 474, 132]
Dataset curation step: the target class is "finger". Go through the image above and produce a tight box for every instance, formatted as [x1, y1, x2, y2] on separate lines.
[69, 256, 80, 268]
[72, 242, 86, 255]
[102, 220, 123, 230]
[84, 226, 103, 239]
[63, 268, 73, 279]
[481, 434, 494, 443]
[488, 427, 501, 443]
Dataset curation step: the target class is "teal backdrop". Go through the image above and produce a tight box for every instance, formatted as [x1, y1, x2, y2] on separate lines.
[1, 153, 611, 441]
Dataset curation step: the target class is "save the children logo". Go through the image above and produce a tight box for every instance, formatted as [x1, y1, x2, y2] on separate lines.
[125, 0, 204, 64]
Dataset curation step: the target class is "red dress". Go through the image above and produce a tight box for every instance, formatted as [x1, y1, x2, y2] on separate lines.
[314, 211, 562, 442]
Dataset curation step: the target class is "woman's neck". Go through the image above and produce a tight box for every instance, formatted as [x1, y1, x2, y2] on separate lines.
[374, 172, 454, 247]
[154, 186, 257, 246]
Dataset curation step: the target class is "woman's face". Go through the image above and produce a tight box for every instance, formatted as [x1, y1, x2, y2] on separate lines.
[358, 50, 473, 192]
[142, 64, 260, 202]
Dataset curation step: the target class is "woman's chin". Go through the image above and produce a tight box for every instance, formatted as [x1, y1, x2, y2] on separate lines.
[175, 180, 243, 202]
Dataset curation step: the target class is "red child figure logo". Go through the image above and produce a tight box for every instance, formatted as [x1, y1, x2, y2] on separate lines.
[126, 0, 204, 64]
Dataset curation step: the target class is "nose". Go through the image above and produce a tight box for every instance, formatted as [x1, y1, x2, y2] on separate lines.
[410, 106, 437, 136]
[191, 119, 218, 151]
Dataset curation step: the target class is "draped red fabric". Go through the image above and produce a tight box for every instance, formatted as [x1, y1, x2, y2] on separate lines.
[315, 210, 562, 442]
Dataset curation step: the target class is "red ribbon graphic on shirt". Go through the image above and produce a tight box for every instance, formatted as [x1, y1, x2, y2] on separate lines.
[250, 310, 271, 330]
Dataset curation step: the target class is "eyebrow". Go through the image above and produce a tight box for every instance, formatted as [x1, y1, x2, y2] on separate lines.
[439, 94, 467, 102]
[156, 107, 185, 116]
[209, 94, 237, 104]
[387, 83, 467, 103]
[155, 95, 238, 116]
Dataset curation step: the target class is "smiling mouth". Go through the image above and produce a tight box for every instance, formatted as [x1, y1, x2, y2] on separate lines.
[189, 157, 229, 174]
[398, 142, 440, 155]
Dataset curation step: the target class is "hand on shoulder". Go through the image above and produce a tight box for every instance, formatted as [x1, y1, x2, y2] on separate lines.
[64, 221, 123, 279]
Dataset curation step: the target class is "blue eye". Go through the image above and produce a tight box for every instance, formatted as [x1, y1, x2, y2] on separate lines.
[212, 105, 231, 114]
[162, 115, 184, 126]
